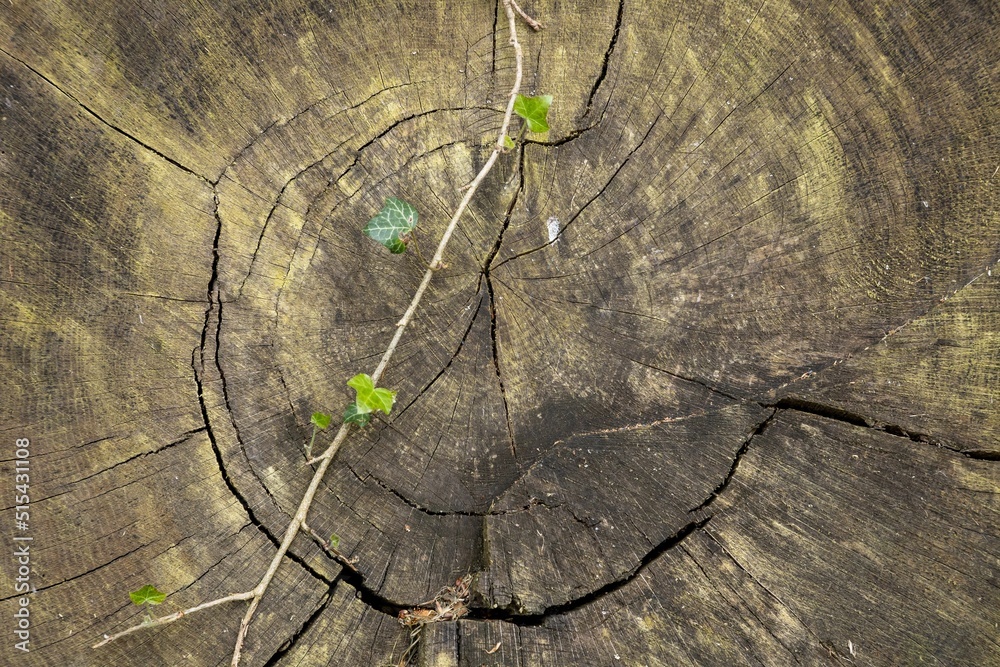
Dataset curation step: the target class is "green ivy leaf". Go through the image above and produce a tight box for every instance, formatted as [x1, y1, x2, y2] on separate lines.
[347, 373, 396, 415]
[129, 585, 166, 606]
[343, 402, 372, 427]
[503, 134, 516, 150]
[363, 197, 418, 254]
[310, 412, 332, 429]
[329, 533, 341, 550]
[513, 94, 553, 133]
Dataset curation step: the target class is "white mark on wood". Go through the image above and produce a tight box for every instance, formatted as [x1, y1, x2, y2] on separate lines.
[547, 216, 560, 242]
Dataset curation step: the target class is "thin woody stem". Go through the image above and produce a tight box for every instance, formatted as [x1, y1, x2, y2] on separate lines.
[509, 0, 544, 31]
[363, 0, 528, 395]
[237, 7, 535, 656]
[230, 438, 343, 666]
[310, 0, 532, 467]
[91, 590, 256, 648]
[93, 2, 539, 665]
[302, 520, 360, 573]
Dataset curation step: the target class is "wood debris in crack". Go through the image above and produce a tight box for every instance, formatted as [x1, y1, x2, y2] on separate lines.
[393, 574, 472, 666]
[398, 574, 472, 627]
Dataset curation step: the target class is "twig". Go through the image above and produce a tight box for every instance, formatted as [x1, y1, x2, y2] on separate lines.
[92, 590, 256, 648]
[301, 520, 360, 574]
[509, 0, 544, 31]
[94, 2, 539, 664]
[309, 0, 532, 466]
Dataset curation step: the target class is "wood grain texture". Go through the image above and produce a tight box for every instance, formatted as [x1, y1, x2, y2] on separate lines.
[1, 0, 997, 665]
[780, 269, 1000, 457]
[707, 414, 1000, 665]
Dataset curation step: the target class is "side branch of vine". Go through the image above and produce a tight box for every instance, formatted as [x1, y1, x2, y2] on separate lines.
[93, 3, 545, 666]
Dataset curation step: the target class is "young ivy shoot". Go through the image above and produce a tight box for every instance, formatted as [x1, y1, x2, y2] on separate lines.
[512, 93, 553, 133]
[352, 92, 552, 428]
[344, 373, 396, 427]
[129, 585, 166, 624]
[305, 411, 332, 458]
[129, 585, 166, 607]
[98, 7, 551, 661]
[362, 197, 418, 254]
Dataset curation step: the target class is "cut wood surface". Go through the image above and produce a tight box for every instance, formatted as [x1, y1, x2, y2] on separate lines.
[1, 1, 998, 665]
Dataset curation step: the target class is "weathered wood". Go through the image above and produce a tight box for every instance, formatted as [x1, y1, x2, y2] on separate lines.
[1, 0, 997, 665]
[269, 583, 406, 667]
[459, 413, 999, 666]
[419, 621, 459, 667]
[708, 414, 1000, 665]
[781, 270, 1000, 457]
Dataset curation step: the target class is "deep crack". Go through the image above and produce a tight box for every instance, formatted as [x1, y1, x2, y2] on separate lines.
[689, 409, 777, 514]
[194, 189, 332, 592]
[193, 198, 277, 547]
[261, 585, 337, 667]
[769, 396, 978, 457]
[584, 0, 626, 117]
[468, 517, 711, 624]
[483, 142, 526, 459]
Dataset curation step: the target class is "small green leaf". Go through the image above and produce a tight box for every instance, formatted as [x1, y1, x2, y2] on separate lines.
[347, 373, 396, 415]
[329, 533, 341, 550]
[129, 585, 166, 606]
[343, 402, 372, 427]
[363, 197, 418, 254]
[503, 134, 516, 149]
[513, 94, 553, 133]
[310, 412, 332, 430]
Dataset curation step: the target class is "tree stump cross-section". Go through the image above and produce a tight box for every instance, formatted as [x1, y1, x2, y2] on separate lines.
[1, 1, 998, 665]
